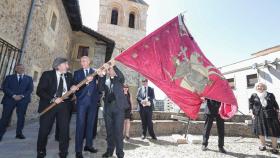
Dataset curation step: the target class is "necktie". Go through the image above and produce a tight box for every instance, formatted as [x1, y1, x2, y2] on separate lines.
[144, 87, 147, 98]
[86, 69, 89, 76]
[56, 74, 64, 97]
[18, 75, 22, 85]
[109, 78, 113, 93]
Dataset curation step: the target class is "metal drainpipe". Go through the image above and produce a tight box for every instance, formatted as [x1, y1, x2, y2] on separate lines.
[19, 0, 36, 64]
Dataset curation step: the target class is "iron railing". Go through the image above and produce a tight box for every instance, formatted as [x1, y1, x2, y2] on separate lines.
[0, 38, 22, 89]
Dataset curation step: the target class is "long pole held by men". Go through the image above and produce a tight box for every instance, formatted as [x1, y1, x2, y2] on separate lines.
[38, 59, 114, 117]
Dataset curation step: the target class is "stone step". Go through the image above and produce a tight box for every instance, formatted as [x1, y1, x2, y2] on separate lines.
[131, 111, 252, 123]
[127, 120, 254, 138]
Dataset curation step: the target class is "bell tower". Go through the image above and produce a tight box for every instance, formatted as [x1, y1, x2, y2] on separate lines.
[98, 0, 149, 109]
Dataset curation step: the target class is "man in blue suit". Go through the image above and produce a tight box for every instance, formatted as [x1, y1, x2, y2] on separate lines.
[74, 56, 99, 158]
[0, 64, 33, 141]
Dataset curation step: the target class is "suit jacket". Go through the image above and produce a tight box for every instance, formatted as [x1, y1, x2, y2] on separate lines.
[73, 68, 99, 103]
[204, 99, 221, 115]
[249, 92, 279, 116]
[1, 74, 33, 105]
[98, 66, 129, 110]
[136, 86, 155, 109]
[36, 70, 74, 113]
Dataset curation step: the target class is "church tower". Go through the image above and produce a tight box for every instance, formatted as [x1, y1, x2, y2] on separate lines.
[98, 0, 149, 108]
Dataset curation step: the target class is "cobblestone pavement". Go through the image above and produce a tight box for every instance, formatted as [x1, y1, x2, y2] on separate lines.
[0, 116, 279, 158]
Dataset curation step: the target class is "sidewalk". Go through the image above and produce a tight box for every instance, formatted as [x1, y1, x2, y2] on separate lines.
[0, 115, 279, 158]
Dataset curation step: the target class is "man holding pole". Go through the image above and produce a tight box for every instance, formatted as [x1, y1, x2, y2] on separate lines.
[97, 60, 128, 158]
[36, 57, 78, 158]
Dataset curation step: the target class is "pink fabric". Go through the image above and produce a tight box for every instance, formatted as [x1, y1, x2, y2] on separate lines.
[116, 15, 238, 120]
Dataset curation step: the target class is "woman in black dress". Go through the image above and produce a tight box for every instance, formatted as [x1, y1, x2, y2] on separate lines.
[249, 82, 280, 154]
[123, 84, 132, 140]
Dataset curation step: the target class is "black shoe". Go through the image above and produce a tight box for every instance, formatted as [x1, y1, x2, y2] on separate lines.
[151, 136, 157, 140]
[259, 146, 266, 151]
[84, 146, 98, 153]
[125, 136, 130, 140]
[16, 134, 26, 139]
[201, 145, 207, 151]
[59, 152, 68, 158]
[271, 149, 279, 154]
[76, 152, 83, 158]
[102, 152, 113, 157]
[141, 135, 146, 140]
[219, 147, 227, 153]
[37, 151, 46, 158]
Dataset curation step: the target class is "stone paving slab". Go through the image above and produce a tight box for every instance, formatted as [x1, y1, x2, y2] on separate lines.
[0, 115, 279, 158]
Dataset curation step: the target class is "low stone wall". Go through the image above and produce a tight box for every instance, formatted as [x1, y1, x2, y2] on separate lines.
[131, 111, 252, 122]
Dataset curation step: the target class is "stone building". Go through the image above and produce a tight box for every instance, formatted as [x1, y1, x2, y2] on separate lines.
[98, 0, 149, 109]
[0, 0, 114, 123]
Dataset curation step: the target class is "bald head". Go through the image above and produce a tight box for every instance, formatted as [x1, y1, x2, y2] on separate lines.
[80, 56, 91, 69]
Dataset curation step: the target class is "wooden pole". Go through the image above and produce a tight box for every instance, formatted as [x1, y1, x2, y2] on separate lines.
[38, 60, 112, 117]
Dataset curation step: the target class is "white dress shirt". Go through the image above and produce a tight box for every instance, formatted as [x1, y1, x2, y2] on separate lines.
[55, 71, 68, 96]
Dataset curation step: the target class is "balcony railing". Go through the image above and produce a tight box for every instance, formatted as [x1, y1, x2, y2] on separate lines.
[0, 38, 22, 89]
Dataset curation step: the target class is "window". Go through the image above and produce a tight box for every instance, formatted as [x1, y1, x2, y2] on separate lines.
[77, 46, 89, 59]
[50, 12, 57, 31]
[247, 74, 258, 88]
[111, 9, 118, 25]
[128, 13, 135, 28]
[227, 78, 235, 89]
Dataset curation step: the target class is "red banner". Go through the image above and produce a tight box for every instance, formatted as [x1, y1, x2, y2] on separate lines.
[116, 15, 237, 119]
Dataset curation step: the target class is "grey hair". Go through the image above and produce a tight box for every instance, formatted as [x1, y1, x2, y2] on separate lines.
[52, 57, 68, 70]
[254, 82, 267, 91]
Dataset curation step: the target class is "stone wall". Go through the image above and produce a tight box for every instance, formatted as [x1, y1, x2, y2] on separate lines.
[0, 0, 110, 124]
[0, 0, 73, 123]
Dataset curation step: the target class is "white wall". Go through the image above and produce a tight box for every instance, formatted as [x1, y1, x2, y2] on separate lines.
[220, 51, 280, 114]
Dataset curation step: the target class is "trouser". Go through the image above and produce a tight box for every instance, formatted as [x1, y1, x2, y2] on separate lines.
[93, 106, 99, 139]
[55, 101, 73, 140]
[75, 100, 97, 152]
[37, 101, 71, 157]
[202, 114, 225, 148]
[139, 106, 156, 137]
[104, 102, 125, 158]
[0, 102, 28, 138]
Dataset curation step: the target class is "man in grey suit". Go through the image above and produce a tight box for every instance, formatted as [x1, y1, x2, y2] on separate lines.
[97, 60, 128, 158]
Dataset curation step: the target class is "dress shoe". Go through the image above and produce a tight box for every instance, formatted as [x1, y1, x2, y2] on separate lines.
[271, 149, 279, 154]
[219, 147, 227, 153]
[125, 136, 130, 140]
[151, 136, 157, 140]
[102, 152, 113, 157]
[76, 152, 83, 158]
[15, 134, 26, 139]
[259, 146, 266, 151]
[37, 151, 46, 158]
[141, 135, 146, 140]
[201, 145, 207, 151]
[84, 146, 98, 153]
[59, 152, 68, 158]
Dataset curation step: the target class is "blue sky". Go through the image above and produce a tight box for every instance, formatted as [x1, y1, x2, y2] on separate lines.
[79, 0, 280, 99]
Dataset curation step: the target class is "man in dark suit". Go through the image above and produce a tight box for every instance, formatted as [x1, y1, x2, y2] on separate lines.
[36, 58, 78, 158]
[0, 64, 33, 141]
[97, 60, 128, 158]
[74, 56, 99, 158]
[201, 98, 226, 153]
[136, 79, 157, 140]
